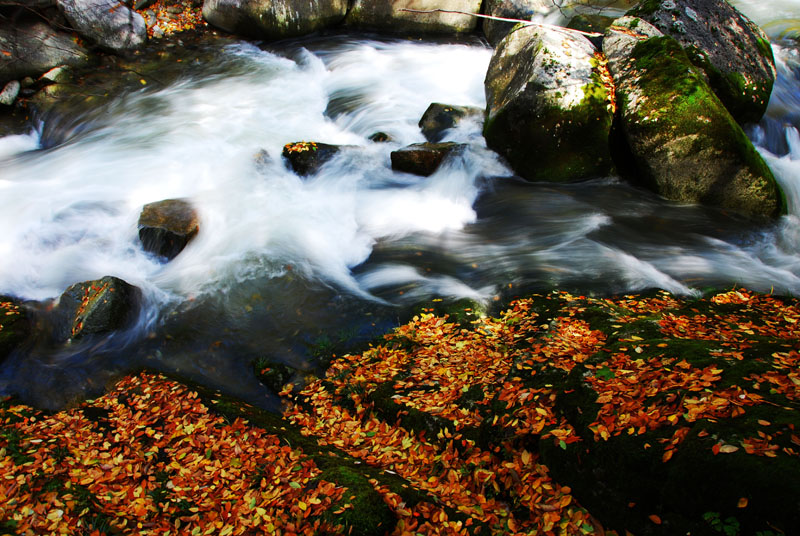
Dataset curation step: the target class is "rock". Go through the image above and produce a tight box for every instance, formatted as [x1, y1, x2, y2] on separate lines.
[368, 131, 391, 143]
[628, 0, 775, 124]
[54, 276, 141, 341]
[282, 141, 341, 176]
[39, 65, 72, 84]
[418, 102, 483, 143]
[345, 0, 481, 35]
[483, 24, 615, 182]
[0, 296, 29, 362]
[58, 0, 148, 52]
[0, 80, 20, 105]
[390, 142, 466, 177]
[138, 199, 199, 260]
[481, 0, 553, 45]
[604, 16, 784, 220]
[202, 0, 347, 40]
[0, 21, 89, 84]
[133, 0, 157, 9]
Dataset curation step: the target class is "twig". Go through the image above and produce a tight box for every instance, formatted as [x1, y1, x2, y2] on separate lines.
[398, 8, 603, 38]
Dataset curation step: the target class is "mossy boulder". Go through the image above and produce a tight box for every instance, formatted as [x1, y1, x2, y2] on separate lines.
[138, 198, 199, 260]
[345, 0, 481, 35]
[0, 296, 29, 362]
[202, 0, 347, 40]
[0, 21, 89, 85]
[603, 17, 784, 220]
[481, 0, 553, 45]
[54, 276, 142, 341]
[418, 102, 483, 143]
[57, 0, 147, 52]
[390, 142, 466, 177]
[483, 24, 615, 182]
[628, 0, 776, 124]
[282, 141, 341, 177]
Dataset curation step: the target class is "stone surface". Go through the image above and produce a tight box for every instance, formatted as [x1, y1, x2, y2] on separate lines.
[0, 295, 29, 362]
[202, 0, 347, 39]
[418, 102, 483, 143]
[484, 24, 615, 182]
[138, 198, 199, 260]
[0, 80, 20, 105]
[481, 0, 553, 45]
[54, 276, 141, 341]
[282, 141, 341, 177]
[628, 0, 776, 124]
[390, 142, 466, 177]
[0, 21, 89, 84]
[58, 0, 148, 52]
[604, 16, 784, 220]
[345, 0, 481, 35]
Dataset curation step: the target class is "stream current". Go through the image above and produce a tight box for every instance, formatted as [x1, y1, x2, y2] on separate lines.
[1, 1, 800, 409]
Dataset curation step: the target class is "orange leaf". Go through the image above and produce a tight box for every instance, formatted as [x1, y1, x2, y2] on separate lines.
[648, 514, 662, 525]
[737, 497, 748, 508]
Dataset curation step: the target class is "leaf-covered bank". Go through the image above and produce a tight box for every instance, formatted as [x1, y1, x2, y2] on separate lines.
[2, 287, 798, 535]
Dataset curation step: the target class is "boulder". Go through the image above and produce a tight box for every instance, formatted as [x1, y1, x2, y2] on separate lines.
[481, 0, 553, 45]
[483, 24, 615, 182]
[58, 0, 147, 52]
[202, 0, 347, 40]
[0, 296, 29, 362]
[604, 16, 784, 220]
[0, 21, 89, 84]
[628, 0, 775, 124]
[418, 102, 483, 143]
[54, 276, 141, 341]
[138, 198, 199, 260]
[390, 142, 466, 177]
[345, 0, 481, 35]
[282, 141, 341, 177]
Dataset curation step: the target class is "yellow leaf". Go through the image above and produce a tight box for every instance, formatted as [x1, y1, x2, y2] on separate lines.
[719, 445, 739, 454]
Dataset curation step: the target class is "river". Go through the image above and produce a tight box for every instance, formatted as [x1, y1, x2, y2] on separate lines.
[1, 1, 799, 409]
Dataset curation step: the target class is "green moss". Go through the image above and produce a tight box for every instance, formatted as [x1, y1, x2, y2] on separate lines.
[316, 466, 396, 535]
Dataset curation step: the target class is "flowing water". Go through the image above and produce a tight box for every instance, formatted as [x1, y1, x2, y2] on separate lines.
[1, 2, 800, 409]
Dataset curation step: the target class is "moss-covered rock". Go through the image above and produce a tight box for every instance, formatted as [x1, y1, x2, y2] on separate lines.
[202, 0, 347, 40]
[484, 24, 615, 182]
[603, 17, 785, 220]
[0, 295, 29, 362]
[628, 0, 776, 124]
[345, 0, 481, 35]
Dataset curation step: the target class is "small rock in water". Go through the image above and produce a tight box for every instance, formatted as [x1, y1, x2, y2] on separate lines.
[138, 198, 199, 260]
[418, 102, 483, 142]
[368, 132, 391, 143]
[54, 276, 142, 341]
[282, 141, 341, 176]
[0, 81, 21, 106]
[390, 142, 466, 177]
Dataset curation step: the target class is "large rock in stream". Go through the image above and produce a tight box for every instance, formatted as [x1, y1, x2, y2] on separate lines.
[0, 21, 89, 84]
[58, 0, 147, 52]
[628, 0, 776, 124]
[345, 0, 481, 35]
[484, 24, 615, 182]
[604, 16, 784, 220]
[53, 276, 141, 341]
[202, 0, 347, 39]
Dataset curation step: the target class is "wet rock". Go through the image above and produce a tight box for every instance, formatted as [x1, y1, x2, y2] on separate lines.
[345, 0, 481, 35]
[202, 0, 347, 40]
[481, 0, 553, 45]
[604, 16, 784, 220]
[39, 65, 72, 84]
[0, 80, 20, 105]
[281, 141, 341, 177]
[54, 276, 141, 341]
[390, 142, 466, 177]
[58, 0, 147, 52]
[0, 21, 89, 84]
[368, 131, 391, 143]
[418, 102, 483, 143]
[483, 24, 614, 182]
[138, 198, 199, 260]
[628, 0, 775, 124]
[0, 295, 29, 362]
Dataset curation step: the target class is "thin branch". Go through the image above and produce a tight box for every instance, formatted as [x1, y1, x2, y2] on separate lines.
[398, 8, 603, 37]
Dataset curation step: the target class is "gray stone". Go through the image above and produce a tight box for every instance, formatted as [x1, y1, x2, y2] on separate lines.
[419, 102, 483, 143]
[58, 0, 148, 52]
[345, 0, 481, 35]
[482, 0, 553, 45]
[0, 21, 89, 84]
[54, 276, 142, 341]
[483, 24, 615, 182]
[0, 80, 20, 105]
[202, 0, 347, 39]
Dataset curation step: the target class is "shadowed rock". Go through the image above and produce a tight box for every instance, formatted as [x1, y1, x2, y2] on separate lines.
[390, 142, 466, 177]
[54, 276, 141, 341]
[282, 141, 341, 176]
[138, 198, 199, 260]
[419, 102, 483, 142]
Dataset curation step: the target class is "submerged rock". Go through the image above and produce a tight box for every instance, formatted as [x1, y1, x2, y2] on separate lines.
[345, 0, 481, 35]
[282, 141, 341, 177]
[54, 276, 141, 341]
[58, 0, 148, 52]
[604, 16, 784, 220]
[0, 21, 89, 84]
[202, 0, 347, 39]
[0, 296, 29, 362]
[628, 0, 775, 124]
[390, 142, 466, 177]
[418, 102, 483, 143]
[484, 24, 615, 182]
[138, 198, 199, 260]
[481, 0, 553, 45]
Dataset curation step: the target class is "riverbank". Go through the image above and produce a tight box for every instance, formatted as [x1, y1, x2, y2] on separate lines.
[2, 287, 798, 535]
